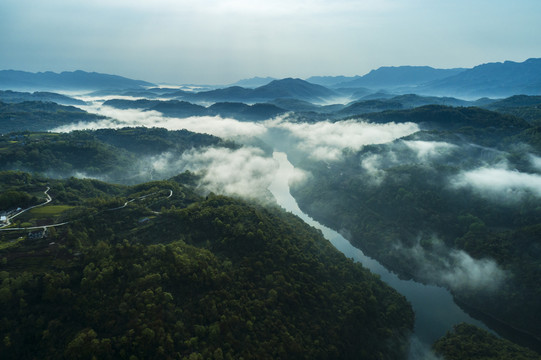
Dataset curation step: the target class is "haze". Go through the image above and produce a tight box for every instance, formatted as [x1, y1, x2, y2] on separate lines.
[1, 0, 540, 84]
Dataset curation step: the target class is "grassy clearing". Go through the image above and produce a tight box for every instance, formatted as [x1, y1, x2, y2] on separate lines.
[29, 205, 74, 218]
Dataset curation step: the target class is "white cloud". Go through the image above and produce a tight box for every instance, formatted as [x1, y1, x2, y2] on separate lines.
[49, 103, 421, 195]
[360, 154, 386, 184]
[396, 237, 506, 293]
[267, 117, 419, 161]
[530, 154, 541, 172]
[177, 147, 278, 199]
[403, 140, 457, 160]
[452, 167, 541, 201]
[125, 147, 278, 199]
[441, 250, 506, 292]
[54, 104, 419, 162]
[52, 105, 268, 140]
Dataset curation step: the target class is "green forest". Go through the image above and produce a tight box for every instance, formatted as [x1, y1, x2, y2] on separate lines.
[0, 171, 413, 359]
[1, 98, 541, 358]
[434, 324, 541, 360]
[290, 106, 541, 340]
[0, 127, 234, 183]
[0, 101, 104, 133]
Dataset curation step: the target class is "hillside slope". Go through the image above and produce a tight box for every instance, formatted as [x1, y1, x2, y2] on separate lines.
[0, 172, 414, 359]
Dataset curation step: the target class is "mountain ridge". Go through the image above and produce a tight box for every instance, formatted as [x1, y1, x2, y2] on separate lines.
[335, 66, 467, 89]
[174, 78, 338, 103]
[0, 70, 155, 91]
[421, 58, 541, 97]
[2, 57, 540, 102]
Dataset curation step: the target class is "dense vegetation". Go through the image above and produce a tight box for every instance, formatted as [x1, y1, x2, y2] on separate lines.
[0, 171, 413, 359]
[486, 95, 541, 125]
[0, 101, 103, 133]
[362, 105, 531, 133]
[0, 127, 233, 183]
[434, 324, 541, 360]
[3, 92, 541, 357]
[289, 106, 541, 341]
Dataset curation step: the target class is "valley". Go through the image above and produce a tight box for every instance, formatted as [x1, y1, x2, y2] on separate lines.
[1, 61, 541, 359]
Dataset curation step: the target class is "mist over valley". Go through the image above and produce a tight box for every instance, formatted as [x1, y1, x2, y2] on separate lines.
[2, 58, 541, 359]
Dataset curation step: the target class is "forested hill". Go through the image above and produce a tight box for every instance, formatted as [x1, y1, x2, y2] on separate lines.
[361, 105, 531, 132]
[102, 99, 287, 121]
[0, 127, 233, 183]
[434, 324, 541, 360]
[0, 171, 414, 359]
[289, 105, 541, 344]
[0, 101, 103, 133]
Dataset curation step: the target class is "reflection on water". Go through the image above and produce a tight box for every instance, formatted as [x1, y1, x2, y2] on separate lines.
[268, 152, 489, 356]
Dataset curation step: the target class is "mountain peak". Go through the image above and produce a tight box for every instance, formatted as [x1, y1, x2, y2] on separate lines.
[253, 78, 336, 101]
[265, 77, 306, 84]
[229, 76, 276, 88]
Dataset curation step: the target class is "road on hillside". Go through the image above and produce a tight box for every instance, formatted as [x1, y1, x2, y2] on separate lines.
[0, 188, 173, 232]
[0, 187, 51, 229]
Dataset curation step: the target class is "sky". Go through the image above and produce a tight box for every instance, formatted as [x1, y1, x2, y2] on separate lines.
[1, 0, 540, 85]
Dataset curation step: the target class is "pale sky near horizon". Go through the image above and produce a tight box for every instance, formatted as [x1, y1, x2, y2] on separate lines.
[1, 0, 540, 85]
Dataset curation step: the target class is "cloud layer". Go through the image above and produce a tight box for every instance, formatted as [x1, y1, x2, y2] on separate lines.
[49, 102, 424, 201]
[530, 154, 541, 171]
[55, 103, 420, 163]
[179, 147, 278, 198]
[268, 118, 420, 161]
[452, 167, 541, 201]
[395, 238, 506, 293]
[403, 140, 457, 161]
[52, 105, 268, 140]
[142, 147, 279, 199]
[441, 250, 506, 292]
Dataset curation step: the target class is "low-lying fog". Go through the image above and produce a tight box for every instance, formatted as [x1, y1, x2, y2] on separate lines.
[51, 100, 420, 197]
[58, 96, 541, 226]
[50, 97, 541, 313]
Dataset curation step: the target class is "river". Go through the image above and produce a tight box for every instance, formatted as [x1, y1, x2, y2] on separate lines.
[268, 151, 490, 359]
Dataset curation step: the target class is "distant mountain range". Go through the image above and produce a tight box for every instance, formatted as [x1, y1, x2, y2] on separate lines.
[228, 76, 276, 88]
[1, 58, 540, 99]
[187, 59, 541, 100]
[420, 58, 541, 97]
[308, 59, 541, 98]
[0, 70, 154, 91]
[305, 75, 361, 88]
[328, 66, 466, 89]
[305, 67, 466, 90]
